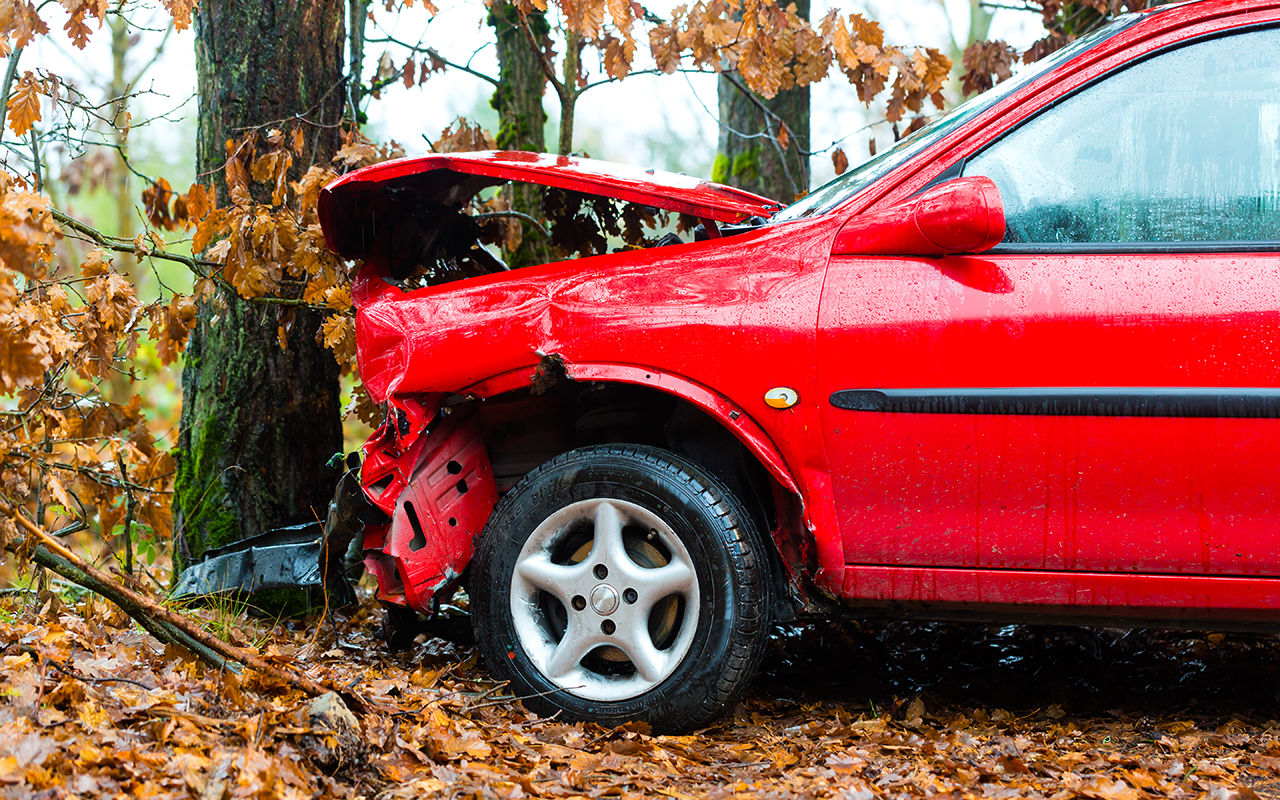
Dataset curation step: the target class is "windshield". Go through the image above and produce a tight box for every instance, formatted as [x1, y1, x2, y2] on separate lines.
[771, 14, 1143, 223]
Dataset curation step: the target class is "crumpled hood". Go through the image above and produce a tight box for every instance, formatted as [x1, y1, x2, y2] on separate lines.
[318, 150, 780, 259]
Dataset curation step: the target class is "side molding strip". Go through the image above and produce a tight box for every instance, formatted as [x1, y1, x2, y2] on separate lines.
[830, 388, 1280, 418]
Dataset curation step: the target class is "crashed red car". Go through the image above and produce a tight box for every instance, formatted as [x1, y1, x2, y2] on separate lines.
[319, 0, 1280, 730]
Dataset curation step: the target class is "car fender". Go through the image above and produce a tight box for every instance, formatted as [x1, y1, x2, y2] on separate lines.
[360, 360, 809, 613]
[459, 359, 802, 495]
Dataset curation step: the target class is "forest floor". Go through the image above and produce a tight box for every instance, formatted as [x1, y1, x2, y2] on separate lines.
[3, 589, 1280, 799]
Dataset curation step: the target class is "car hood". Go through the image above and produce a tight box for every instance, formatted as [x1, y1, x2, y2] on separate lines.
[318, 150, 780, 260]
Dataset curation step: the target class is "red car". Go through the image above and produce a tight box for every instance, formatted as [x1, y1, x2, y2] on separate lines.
[319, 0, 1280, 730]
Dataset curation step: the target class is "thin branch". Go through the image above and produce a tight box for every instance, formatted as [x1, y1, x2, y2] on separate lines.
[365, 35, 500, 87]
[118, 460, 136, 576]
[51, 209, 329, 310]
[516, 10, 565, 95]
[52, 207, 217, 271]
[722, 72, 802, 195]
[473, 210, 550, 238]
[127, 21, 175, 86]
[29, 125, 43, 192]
[0, 47, 23, 138]
[16, 644, 154, 691]
[227, 75, 350, 136]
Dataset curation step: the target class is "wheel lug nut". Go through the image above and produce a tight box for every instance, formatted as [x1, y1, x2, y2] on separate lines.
[572, 595, 586, 611]
[594, 564, 608, 579]
[601, 619, 616, 635]
[623, 588, 637, 604]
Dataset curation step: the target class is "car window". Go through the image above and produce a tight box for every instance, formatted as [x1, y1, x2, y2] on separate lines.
[964, 27, 1280, 245]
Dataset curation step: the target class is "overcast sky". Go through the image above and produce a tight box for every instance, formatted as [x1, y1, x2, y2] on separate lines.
[24, 0, 1041, 190]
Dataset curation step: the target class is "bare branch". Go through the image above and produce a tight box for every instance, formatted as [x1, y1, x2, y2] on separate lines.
[0, 47, 23, 140]
[365, 34, 500, 87]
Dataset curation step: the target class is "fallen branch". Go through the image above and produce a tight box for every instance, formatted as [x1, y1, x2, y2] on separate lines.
[1, 500, 363, 709]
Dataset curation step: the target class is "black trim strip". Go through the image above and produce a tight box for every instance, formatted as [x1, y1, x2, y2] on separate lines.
[988, 241, 1280, 255]
[830, 388, 1280, 418]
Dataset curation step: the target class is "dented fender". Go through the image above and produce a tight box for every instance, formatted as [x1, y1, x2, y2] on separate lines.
[331, 157, 835, 611]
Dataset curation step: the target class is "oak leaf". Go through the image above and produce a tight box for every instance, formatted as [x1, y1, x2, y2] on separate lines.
[0, 313, 52, 391]
[142, 178, 175, 230]
[184, 183, 212, 223]
[161, 0, 195, 29]
[148, 294, 197, 365]
[832, 147, 848, 175]
[6, 72, 41, 137]
[63, 11, 92, 49]
[649, 23, 680, 73]
[0, 178, 56, 277]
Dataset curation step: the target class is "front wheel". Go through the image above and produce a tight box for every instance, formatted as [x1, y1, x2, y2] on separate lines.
[471, 444, 773, 731]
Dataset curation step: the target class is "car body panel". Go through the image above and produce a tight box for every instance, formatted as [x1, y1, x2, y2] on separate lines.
[323, 0, 1280, 622]
[819, 252, 1280, 578]
[350, 217, 836, 603]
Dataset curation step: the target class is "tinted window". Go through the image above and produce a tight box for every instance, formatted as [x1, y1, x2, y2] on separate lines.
[965, 28, 1280, 245]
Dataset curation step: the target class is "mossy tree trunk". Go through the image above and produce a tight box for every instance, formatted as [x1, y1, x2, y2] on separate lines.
[175, 0, 346, 567]
[713, 0, 810, 203]
[488, 2, 550, 267]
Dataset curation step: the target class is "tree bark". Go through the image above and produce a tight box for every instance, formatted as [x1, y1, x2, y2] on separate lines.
[348, 0, 368, 120]
[488, 2, 550, 267]
[713, 0, 810, 203]
[176, 0, 346, 568]
[489, 3, 548, 154]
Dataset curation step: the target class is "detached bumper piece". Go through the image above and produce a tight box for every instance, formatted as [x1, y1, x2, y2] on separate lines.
[172, 463, 373, 604]
[172, 522, 323, 598]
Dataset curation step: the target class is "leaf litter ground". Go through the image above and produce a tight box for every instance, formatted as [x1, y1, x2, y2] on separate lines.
[3, 592, 1280, 799]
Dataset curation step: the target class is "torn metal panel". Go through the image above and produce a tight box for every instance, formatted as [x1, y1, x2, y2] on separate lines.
[360, 408, 497, 610]
[173, 465, 373, 604]
[322, 149, 820, 615]
[172, 523, 323, 597]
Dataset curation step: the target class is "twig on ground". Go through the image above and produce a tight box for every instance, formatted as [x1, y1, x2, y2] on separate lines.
[0, 499, 367, 710]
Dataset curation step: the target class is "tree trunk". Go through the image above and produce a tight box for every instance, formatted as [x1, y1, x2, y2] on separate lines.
[713, 0, 810, 203]
[176, 0, 346, 567]
[348, 0, 368, 120]
[488, 2, 550, 267]
[556, 30, 581, 157]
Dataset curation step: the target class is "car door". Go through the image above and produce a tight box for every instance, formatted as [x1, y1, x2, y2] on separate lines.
[818, 25, 1280, 576]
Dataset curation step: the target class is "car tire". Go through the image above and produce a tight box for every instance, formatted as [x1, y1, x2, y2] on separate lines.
[471, 444, 773, 732]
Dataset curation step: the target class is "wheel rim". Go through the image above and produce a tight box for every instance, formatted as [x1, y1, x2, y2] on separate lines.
[509, 497, 701, 702]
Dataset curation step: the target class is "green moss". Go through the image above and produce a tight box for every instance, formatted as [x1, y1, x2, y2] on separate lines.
[174, 415, 239, 565]
[711, 153, 731, 184]
[731, 148, 761, 184]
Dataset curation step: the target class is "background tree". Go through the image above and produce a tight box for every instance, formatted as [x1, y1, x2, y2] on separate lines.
[489, 2, 551, 267]
[372, 0, 951, 210]
[174, 0, 348, 567]
[714, 0, 810, 203]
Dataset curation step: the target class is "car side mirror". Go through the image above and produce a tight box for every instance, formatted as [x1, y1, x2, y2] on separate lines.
[832, 176, 1005, 257]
